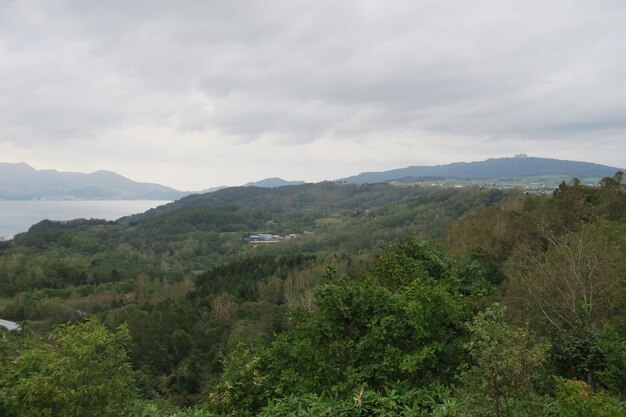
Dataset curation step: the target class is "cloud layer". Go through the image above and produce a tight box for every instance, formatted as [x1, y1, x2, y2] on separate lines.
[1, 0, 625, 189]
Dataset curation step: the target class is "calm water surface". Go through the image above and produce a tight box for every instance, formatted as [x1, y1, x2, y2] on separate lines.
[0, 200, 170, 239]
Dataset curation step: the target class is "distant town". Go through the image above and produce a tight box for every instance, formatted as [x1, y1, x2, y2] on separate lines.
[387, 175, 603, 195]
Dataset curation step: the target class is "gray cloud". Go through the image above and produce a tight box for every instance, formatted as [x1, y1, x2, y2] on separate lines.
[0, 0, 624, 187]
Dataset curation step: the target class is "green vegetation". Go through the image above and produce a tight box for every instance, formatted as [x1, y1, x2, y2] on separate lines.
[1, 175, 625, 416]
[1, 319, 136, 417]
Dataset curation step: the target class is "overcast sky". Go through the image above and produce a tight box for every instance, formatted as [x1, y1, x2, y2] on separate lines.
[1, 0, 625, 190]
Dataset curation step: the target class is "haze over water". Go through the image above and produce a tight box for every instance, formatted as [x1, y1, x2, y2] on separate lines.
[0, 200, 170, 239]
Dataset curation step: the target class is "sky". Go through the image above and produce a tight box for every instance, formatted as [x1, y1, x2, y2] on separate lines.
[1, 0, 625, 190]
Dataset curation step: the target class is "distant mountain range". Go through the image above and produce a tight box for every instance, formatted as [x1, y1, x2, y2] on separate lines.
[2, 156, 623, 200]
[0, 162, 187, 200]
[337, 155, 624, 184]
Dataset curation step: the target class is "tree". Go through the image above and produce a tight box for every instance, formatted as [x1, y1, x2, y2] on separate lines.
[4, 318, 136, 417]
[505, 221, 625, 333]
[554, 378, 624, 417]
[459, 304, 550, 417]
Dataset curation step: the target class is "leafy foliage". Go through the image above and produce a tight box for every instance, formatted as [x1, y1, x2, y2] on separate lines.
[1, 318, 136, 417]
[554, 378, 625, 417]
[458, 304, 550, 417]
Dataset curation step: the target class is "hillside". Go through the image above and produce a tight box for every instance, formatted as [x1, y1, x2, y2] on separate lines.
[117, 181, 451, 224]
[0, 162, 187, 200]
[338, 155, 625, 184]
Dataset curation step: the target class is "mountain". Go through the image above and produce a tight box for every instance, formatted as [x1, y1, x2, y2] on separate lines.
[244, 178, 307, 188]
[0, 162, 187, 200]
[337, 156, 625, 184]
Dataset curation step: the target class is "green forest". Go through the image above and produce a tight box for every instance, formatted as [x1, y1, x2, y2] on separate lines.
[1, 175, 625, 416]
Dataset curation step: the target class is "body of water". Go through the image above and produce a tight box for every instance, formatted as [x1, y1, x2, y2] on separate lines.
[0, 200, 170, 239]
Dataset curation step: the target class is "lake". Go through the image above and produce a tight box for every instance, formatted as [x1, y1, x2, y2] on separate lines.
[0, 200, 171, 239]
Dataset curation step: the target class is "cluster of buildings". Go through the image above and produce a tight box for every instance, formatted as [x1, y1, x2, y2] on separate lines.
[247, 231, 314, 244]
[0, 319, 20, 331]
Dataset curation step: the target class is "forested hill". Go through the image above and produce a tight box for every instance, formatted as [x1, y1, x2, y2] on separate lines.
[0, 162, 187, 200]
[118, 181, 463, 224]
[338, 156, 624, 184]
